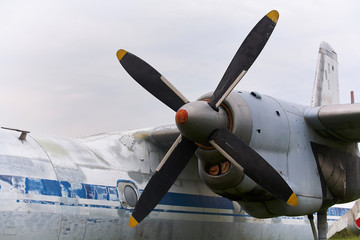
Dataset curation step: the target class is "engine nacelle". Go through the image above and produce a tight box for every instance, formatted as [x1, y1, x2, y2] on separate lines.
[196, 92, 322, 218]
[196, 91, 273, 199]
[196, 91, 291, 217]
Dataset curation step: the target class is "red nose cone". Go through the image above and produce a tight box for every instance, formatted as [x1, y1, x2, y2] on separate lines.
[176, 109, 188, 125]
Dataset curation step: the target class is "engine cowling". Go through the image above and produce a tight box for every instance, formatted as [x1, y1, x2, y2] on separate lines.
[196, 91, 294, 217]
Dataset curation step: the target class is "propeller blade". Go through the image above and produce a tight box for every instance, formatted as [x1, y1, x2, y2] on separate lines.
[129, 135, 198, 227]
[208, 10, 279, 110]
[117, 50, 189, 112]
[209, 128, 298, 207]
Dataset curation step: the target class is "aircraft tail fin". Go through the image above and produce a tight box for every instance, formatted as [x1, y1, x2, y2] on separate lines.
[311, 42, 339, 107]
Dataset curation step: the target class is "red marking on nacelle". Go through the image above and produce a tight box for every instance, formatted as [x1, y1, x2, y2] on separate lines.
[175, 109, 188, 125]
[356, 218, 360, 228]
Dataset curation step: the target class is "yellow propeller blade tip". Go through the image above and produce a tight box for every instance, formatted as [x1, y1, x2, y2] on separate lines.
[129, 215, 139, 228]
[266, 10, 279, 23]
[287, 193, 298, 207]
[117, 49, 127, 61]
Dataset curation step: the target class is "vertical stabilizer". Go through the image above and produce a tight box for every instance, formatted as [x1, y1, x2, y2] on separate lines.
[311, 42, 339, 106]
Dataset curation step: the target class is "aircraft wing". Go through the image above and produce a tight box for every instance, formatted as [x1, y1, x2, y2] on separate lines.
[327, 200, 360, 238]
[305, 103, 360, 142]
[149, 103, 360, 144]
[148, 124, 180, 147]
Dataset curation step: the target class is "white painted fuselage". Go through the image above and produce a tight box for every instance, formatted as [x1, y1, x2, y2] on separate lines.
[0, 127, 346, 239]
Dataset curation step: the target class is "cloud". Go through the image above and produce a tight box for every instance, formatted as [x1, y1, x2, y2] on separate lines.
[1, 0, 360, 137]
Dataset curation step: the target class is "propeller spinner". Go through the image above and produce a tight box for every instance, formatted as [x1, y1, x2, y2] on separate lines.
[117, 10, 298, 228]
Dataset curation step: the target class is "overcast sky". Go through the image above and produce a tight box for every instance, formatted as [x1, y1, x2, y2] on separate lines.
[1, 0, 360, 137]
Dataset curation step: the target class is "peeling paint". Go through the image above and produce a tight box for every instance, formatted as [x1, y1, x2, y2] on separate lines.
[36, 139, 69, 158]
[0, 174, 119, 201]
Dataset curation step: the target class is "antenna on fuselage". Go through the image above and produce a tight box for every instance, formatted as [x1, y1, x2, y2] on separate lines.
[1, 127, 30, 141]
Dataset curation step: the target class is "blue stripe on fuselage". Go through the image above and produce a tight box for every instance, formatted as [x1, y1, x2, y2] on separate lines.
[160, 192, 233, 209]
[0, 174, 233, 210]
[0, 174, 350, 216]
[0, 174, 119, 201]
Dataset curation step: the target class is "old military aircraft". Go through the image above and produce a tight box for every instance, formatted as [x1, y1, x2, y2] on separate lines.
[0, 9, 359, 240]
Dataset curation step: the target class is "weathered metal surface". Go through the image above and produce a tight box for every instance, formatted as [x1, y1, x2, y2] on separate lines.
[311, 41, 339, 107]
[0, 126, 340, 240]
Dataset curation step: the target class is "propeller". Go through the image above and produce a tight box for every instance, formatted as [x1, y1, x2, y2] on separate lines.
[117, 10, 298, 228]
[117, 49, 189, 112]
[129, 136, 197, 227]
[208, 10, 279, 110]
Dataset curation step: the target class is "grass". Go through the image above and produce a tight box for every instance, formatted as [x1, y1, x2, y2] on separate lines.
[331, 238, 360, 240]
[330, 228, 360, 239]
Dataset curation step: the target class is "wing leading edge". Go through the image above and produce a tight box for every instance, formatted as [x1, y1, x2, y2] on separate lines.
[305, 103, 360, 142]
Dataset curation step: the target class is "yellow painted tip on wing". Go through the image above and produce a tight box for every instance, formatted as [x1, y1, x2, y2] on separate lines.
[129, 215, 139, 228]
[266, 10, 279, 23]
[117, 49, 127, 61]
[287, 193, 298, 207]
